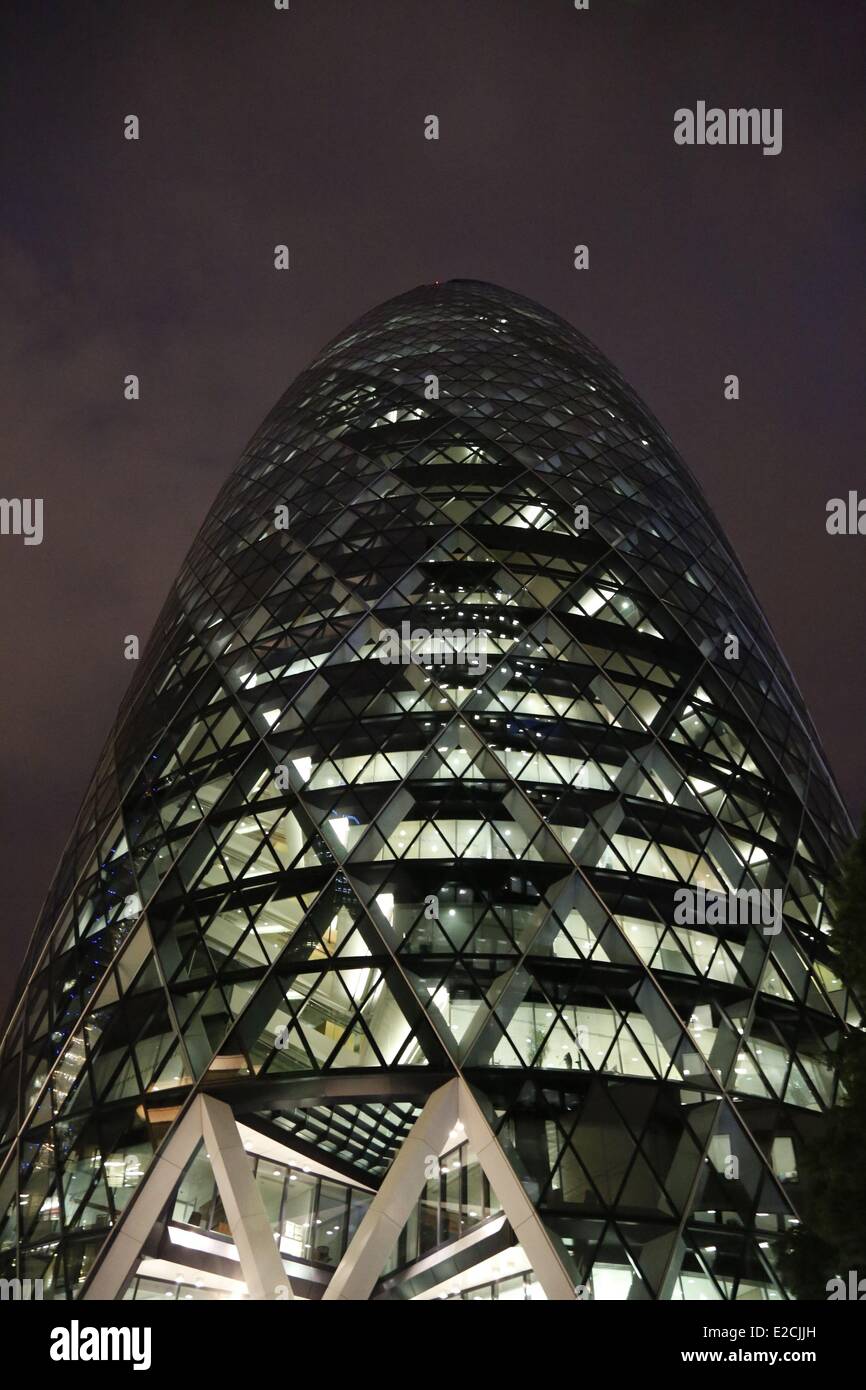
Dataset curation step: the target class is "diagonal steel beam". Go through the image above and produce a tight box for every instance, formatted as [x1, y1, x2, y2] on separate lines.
[322, 1078, 460, 1301]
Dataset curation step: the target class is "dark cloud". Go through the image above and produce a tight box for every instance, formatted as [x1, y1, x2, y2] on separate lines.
[1, 0, 864, 1011]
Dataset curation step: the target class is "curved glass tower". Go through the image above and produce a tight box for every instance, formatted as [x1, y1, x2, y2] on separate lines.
[0, 281, 854, 1302]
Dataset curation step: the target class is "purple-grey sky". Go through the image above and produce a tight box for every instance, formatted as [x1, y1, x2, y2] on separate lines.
[1, 0, 864, 1012]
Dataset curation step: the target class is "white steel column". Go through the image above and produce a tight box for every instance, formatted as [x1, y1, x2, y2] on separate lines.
[324, 1076, 580, 1302]
[83, 1097, 204, 1301]
[457, 1078, 580, 1301]
[84, 1093, 291, 1301]
[322, 1077, 460, 1301]
[200, 1094, 291, 1301]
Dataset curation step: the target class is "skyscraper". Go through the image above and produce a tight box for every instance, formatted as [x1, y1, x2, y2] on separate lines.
[0, 281, 853, 1301]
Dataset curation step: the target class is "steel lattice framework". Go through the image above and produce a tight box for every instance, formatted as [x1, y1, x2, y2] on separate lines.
[0, 280, 854, 1301]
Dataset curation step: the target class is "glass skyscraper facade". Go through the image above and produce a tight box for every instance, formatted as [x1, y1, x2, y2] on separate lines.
[0, 280, 854, 1301]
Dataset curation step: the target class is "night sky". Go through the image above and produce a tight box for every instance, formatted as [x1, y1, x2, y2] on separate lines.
[1, 0, 864, 1014]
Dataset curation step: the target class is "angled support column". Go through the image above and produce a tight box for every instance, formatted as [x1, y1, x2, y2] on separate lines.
[457, 1078, 580, 1301]
[200, 1094, 291, 1300]
[84, 1093, 290, 1301]
[322, 1077, 460, 1301]
[83, 1096, 205, 1301]
[324, 1076, 579, 1302]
